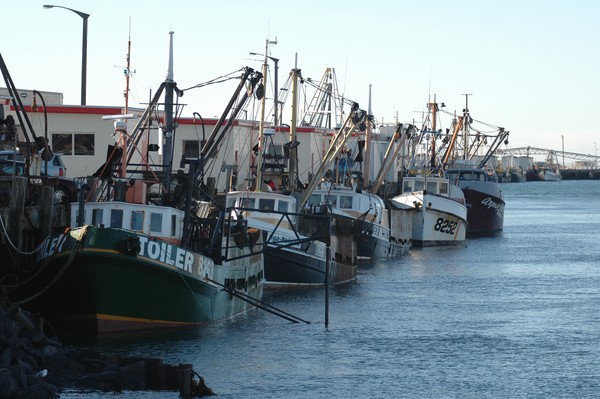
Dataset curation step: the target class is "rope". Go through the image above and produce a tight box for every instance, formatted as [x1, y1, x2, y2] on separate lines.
[11, 226, 89, 306]
[0, 213, 43, 255]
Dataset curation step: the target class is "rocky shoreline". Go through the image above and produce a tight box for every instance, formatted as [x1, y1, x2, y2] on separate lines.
[0, 300, 214, 398]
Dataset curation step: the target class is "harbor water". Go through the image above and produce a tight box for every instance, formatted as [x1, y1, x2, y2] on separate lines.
[61, 180, 600, 398]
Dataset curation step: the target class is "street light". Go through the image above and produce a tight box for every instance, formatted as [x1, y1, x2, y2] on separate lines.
[249, 50, 279, 126]
[43, 4, 89, 106]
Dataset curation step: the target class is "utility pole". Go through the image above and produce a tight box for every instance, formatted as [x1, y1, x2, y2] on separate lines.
[561, 135, 565, 169]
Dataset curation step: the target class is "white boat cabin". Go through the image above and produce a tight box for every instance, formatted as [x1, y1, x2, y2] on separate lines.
[307, 184, 386, 224]
[70, 201, 185, 242]
[402, 176, 449, 196]
[227, 191, 297, 223]
[446, 169, 491, 183]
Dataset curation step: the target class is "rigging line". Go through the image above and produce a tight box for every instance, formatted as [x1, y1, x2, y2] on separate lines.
[438, 107, 503, 130]
[182, 68, 246, 91]
[206, 277, 310, 324]
[301, 77, 356, 108]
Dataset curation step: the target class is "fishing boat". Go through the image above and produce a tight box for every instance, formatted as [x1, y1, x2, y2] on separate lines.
[220, 60, 352, 289]
[15, 33, 265, 334]
[30, 198, 263, 333]
[228, 190, 350, 288]
[297, 100, 402, 262]
[440, 95, 508, 235]
[307, 183, 403, 259]
[390, 174, 467, 246]
[537, 166, 562, 181]
[390, 100, 467, 246]
[300, 131, 404, 259]
[509, 167, 527, 182]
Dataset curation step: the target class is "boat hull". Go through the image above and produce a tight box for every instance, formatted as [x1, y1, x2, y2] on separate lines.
[20, 226, 264, 334]
[461, 188, 505, 235]
[263, 243, 355, 289]
[447, 168, 505, 235]
[392, 193, 467, 246]
[355, 219, 406, 260]
[538, 169, 562, 181]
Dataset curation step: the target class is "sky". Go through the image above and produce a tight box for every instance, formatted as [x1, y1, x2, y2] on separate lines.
[3, 0, 600, 159]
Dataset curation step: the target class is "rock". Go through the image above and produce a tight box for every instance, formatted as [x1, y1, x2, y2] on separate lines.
[15, 382, 59, 399]
[119, 360, 147, 390]
[0, 367, 18, 398]
[0, 304, 214, 397]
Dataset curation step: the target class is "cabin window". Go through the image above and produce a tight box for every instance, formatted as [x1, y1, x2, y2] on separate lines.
[462, 173, 473, 181]
[426, 181, 437, 193]
[447, 172, 458, 182]
[277, 200, 289, 213]
[309, 194, 321, 206]
[324, 195, 337, 207]
[150, 213, 162, 233]
[339, 195, 353, 209]
[240, 197, 256, 209]
[476, 173, 485, 182]
[439, 182, 448, 195]
[110, 209, 123, 228]
[131, 210, 144, 231]
[91, 209, 104, 226]
[171, 214, 177, 236]
[259, 198, 275, 211]
[414, 180, 425, 192]
[403, 181, 413, 193]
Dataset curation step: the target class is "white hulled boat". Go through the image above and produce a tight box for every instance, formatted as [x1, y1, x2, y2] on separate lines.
[390, 175, 467, 246]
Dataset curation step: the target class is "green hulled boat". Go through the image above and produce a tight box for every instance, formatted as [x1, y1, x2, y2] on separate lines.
[23, 200, 263, 333]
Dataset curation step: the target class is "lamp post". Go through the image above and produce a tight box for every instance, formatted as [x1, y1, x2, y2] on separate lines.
[249, 50, 279, 126]
[43, 4, 89, 105]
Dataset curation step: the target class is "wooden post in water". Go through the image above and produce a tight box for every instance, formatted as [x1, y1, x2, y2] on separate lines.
[9, 177, 27, 256]
[325, 244, 330, 329]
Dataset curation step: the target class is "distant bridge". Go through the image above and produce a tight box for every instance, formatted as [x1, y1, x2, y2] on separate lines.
[496, 146, 600, 163]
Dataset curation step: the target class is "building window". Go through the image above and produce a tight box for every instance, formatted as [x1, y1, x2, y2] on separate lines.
[52, 133, 95, 156]
[75, 134, 95, 155]
[52, 134, 72, 154]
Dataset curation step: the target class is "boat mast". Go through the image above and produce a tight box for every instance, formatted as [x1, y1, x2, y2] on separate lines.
[121, 20, 132, 178]
[124, 19, 132, 115]
[288, 54, 300, 194]
[255, 38, 276, 192]
[461, 93, 472, 160]
[363, 84, 372, 187]
[161, 31, 175, 198]
[429, 95, 437, 171]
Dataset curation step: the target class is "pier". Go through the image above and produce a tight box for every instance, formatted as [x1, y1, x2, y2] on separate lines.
[497, 146, 600, 181]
